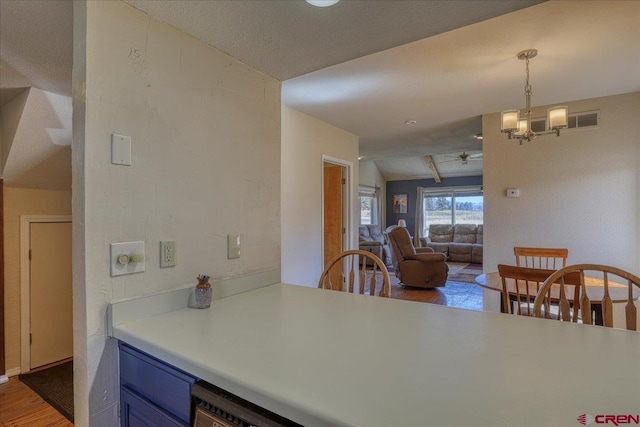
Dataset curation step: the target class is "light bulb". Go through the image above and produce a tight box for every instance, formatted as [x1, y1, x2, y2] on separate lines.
[306, 0, 340, 7]
[548, 106, 568, 130]
[501, 110, 519, 132]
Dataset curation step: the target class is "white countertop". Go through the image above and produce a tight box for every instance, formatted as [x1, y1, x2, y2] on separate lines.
[113, 283, 640, 427]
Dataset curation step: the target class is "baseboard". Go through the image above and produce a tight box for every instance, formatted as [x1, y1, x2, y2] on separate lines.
[0, 367, 21, 383]
[6, 367, 21, 376]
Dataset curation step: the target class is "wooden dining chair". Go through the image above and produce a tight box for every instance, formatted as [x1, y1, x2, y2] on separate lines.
[514, 247, 568, 269]
[533, 264, 640, 330]
[497, 265, 570, 317]
[318, 249, 391, 297]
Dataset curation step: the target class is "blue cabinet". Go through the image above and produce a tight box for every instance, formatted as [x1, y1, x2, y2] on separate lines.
[121, 388, 184, 427]
[119, 342, 197, 427]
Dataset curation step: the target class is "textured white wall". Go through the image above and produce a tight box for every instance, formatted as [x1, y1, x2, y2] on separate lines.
[2, 88, 72, 190]
[483, 92, 640, 311]
[74, 1, 281, 424]
[1, 89, 30, 174]
[71, 2, 88, 423]
[281, 106, 359, 287]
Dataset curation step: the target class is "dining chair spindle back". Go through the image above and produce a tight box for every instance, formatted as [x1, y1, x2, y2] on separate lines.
[514, 247, 568, 270]
[318, 249, 391, 297]
[497, 264, 580, 318]
[533, 264, 640, 330]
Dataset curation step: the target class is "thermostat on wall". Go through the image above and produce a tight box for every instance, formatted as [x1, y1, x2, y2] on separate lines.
[506, 188, 520, 198]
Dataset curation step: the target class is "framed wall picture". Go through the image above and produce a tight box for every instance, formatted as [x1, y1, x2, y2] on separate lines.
[393, 194, 408, 214]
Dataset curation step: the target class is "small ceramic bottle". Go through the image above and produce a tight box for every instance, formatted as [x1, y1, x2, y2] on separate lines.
[195, 274, 212, 309]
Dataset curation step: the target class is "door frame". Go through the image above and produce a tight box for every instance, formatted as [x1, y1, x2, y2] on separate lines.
[0, 181, 4, 380]
[321, 155, 353, 273]
[20, 215, 72, 372]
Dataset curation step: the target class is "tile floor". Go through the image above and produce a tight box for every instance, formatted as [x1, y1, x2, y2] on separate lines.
[390, 279, 484, 311]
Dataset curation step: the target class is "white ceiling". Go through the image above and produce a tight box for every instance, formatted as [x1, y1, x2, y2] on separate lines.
[284, 0, 640, 179]
[123, 0, 544, 81]
[0, 0, 73, 97]
[378, 151, 483, 181]
[0, 0, 73, 189]
[1, 0, 639, 185]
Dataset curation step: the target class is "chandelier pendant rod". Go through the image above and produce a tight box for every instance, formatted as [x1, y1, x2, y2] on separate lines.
[501, 49, 568, 144]
[523, 53, 535, 143]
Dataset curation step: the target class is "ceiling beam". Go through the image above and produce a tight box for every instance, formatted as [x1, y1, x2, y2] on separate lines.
[424, 155, 441, 183]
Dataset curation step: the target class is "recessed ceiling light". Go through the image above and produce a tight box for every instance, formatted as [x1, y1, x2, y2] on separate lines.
[306, 0, 340, 7]
[358, 156, 364, 160]
[405, 120, 417, 125]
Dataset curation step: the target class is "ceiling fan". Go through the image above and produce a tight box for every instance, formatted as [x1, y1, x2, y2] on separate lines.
[457, 151, 483, 165]
[424, 151, 482, 183]
[440, 151, 483, 165]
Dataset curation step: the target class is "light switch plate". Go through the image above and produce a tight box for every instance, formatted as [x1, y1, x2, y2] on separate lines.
[110, 241, 145, 276]
[227, 234, 240, 259]
[111, 133, 132, 166]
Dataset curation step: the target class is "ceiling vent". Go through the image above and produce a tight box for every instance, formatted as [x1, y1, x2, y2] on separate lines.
[567, 111, 599, 129]
[530, 110, 600, 133]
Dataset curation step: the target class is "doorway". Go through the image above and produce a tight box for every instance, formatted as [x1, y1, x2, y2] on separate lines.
[322, 156, 352, 286]
[20, 215, 72, 372]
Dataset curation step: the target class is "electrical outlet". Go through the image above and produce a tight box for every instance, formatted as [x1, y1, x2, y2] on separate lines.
[160, 241, 176, 267]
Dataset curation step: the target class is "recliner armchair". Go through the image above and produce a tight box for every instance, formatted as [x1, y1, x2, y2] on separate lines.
[387, 226, 448, 288]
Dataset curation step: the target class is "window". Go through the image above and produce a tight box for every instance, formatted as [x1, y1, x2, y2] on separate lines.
[420, 187, 483, 236]
[424, 194, 452, 226]
[359, 187, 379, 225]
[453, 193, 483, 225]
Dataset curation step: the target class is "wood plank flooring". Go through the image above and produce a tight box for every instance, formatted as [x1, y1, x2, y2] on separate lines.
[0, 377, 73, 427]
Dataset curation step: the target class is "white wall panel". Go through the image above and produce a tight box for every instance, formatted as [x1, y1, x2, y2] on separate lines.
[281, 106, 359, 287]
[482, 92, 640, 311]
[74, 1, 281, 423]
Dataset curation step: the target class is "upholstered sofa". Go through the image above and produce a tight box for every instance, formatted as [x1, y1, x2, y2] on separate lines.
[419, 224, 483, 264]
[358, 224, 392, 266]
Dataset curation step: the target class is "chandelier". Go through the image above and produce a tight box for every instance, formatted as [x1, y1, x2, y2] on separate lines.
[501, 49, 568, 144]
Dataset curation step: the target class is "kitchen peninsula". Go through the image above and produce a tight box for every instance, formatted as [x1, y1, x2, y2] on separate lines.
[111, 283, 640, 427]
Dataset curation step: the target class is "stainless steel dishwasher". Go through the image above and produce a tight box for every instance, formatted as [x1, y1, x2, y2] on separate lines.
[191, 381, 303, 427]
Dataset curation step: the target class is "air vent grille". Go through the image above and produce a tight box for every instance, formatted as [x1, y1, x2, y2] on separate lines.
[531, 119, 546, 132]
[569, 111, 599, 128]
[530, 110, 600, 132]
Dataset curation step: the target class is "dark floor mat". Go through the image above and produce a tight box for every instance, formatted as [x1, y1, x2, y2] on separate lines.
[19, 361, 74, 422]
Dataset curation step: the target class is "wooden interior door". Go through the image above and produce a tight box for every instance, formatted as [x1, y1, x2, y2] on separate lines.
[30, 222, 73, 369]
[324, 163, 344, 288]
